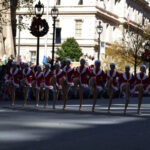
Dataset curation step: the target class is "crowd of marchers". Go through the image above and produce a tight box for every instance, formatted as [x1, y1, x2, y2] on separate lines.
[3, 58, 150, 115]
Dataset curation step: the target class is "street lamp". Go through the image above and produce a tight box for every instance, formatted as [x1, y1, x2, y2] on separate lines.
[96, 21, 103, 60]
[35, 0, 44, 65]
[35, 0, 44, 17]
[51, 6, 59, 68]
[18, 14, 23, 64]
[30, 1, 49, 65]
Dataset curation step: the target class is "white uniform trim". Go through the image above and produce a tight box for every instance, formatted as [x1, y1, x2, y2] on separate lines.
[10, 68, 19, 87]
[107, 70, 116, 78]
[63, 66, 74, 86]
[43, 69, 53, 89]
[120, 72, 133, 92]
[77, 66, 88, 87]
[105, 70, 118, 91]
[35, 71, 43, 90]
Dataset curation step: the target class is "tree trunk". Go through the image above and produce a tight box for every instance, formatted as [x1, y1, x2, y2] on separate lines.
[10, 0, 18, 56]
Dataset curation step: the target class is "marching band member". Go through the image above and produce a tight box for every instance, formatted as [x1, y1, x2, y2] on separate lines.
[61, 59, 74, 109]
[119, 65, 135, 114]
[74, 58, 90, 110]
[5, 62, 21, 106]
[89, 60, 106, 112]
[105, 63, 121, 112]
[133, 65, 148, 115]
[21, 63, 35, 106]
[52, 63, 65, 109]
[35, 65, 43, 107]
[43, 63, 53, 108]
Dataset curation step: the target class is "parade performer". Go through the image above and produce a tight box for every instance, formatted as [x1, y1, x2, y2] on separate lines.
[21, 63, 35, 106]
[5, 62, 21, 106]
[74, 58, 90, 110]
[89, 60, 106, 112]
[105, 63, 120, 112]
[35, 65, 43, 107]
[133, 65, 148, 115]
[52, 63, 65, 109]
[61, 59, 74, 109]
[43, 63, 53, 107]
[119, 65, 135, 114]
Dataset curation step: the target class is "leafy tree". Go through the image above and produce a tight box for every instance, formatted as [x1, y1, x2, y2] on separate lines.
[102, 42, 142, 72]
[56, 38, 83, 61]
[102, 25, 150, 74]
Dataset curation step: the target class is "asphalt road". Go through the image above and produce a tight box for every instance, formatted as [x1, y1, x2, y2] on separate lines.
[0, 97, 150, 150]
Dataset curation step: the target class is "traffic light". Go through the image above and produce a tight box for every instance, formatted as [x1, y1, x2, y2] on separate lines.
[56, 27, 61, 44]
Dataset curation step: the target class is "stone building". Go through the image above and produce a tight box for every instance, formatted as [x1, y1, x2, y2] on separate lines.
[16, 0, 150, 64]
[0, 1, 14, 60]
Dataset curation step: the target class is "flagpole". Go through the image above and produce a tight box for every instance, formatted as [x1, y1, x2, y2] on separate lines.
[126, 11, 130, 64]
[127, 23, 130, 64]
[44, 0, 49, 58]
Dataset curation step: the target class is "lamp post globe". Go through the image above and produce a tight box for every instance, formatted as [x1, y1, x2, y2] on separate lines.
[97, 21, 103, 34]
[51, 6, 59, 69]
[35, 0, 44, 17]
[96, 21, 103, 60]
[51, 6, 59, 19]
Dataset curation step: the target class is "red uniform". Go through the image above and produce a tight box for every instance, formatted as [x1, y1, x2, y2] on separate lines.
[54, 69, 65, 89]
[22, 68, 35, 87]
[119, 72, 135, 93]
[132, 72, 148, 93]
[43, 69, 53, 89]
[90, 68, 106, 91]
[6, 67, 22, 87]
[63, 66, 74, 86]
[75, 66, 90, 87]
[105, 70, 120, 91]
[35, 71, 44, 90]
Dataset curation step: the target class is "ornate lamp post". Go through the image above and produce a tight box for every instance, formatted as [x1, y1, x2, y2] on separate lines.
[51, 6, 59, 68]
[142, 41, 150, 75]
[30, 0, 49, 65]
[17, 14, 23, 63]
[96, 21, 103, 60]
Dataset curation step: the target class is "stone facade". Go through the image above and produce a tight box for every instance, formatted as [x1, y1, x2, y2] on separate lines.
[0, 1, 14, 59]
[16, 0, 150, 64]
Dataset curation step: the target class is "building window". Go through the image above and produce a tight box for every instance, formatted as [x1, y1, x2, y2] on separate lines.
[75, 20, 82, 37]
[56, 0, 61, 5]
[78, 0, 83, 5]
[30, 51, 36, 64]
